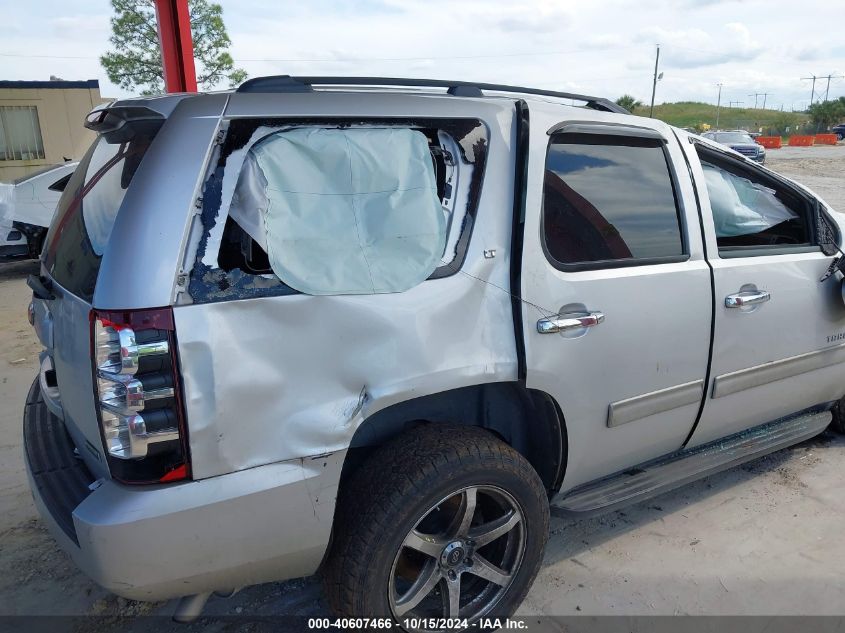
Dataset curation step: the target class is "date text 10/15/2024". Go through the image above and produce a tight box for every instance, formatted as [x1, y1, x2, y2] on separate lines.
[307, 618, 529, 630]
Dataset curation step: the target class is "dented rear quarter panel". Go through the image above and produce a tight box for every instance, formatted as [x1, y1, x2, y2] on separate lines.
[175, 93, 519, 479]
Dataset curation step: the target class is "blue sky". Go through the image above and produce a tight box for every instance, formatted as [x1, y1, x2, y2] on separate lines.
[0, 0, 843, 110]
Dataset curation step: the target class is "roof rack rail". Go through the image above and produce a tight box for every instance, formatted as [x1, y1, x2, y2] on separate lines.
[235, 76, 629, 114]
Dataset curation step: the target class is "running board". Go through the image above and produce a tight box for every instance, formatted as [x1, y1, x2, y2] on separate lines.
[551, 410, 831, 516]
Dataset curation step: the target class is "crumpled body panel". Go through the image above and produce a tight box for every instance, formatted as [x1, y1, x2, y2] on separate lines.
[175, 263, 518, 478]
[174, 96, 518, 479]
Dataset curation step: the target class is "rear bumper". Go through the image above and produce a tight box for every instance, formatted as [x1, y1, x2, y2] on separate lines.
[23, 378, 341, 601]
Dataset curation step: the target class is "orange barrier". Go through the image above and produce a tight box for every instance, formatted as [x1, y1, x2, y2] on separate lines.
[788, 135, 815, 146]
[815, 134, 839, 145]
[757, 136, 782, 149]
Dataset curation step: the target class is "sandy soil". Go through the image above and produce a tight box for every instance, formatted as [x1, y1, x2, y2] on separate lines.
[0, 146, 844, 629]
[766, 144, 845, 212]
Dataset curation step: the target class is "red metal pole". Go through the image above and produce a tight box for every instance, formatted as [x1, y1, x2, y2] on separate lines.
[154, 0, 198, 92]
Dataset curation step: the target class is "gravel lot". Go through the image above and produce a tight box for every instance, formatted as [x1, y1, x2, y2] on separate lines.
[0, 144, 843, 630]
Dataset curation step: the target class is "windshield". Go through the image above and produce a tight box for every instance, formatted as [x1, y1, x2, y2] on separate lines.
[42, 119, 162, 302]
[715, 132, 755, 144]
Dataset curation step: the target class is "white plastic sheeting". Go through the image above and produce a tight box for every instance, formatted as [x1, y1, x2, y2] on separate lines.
[0, 184, 13, 225]
[0, 163, 77, 229]
[231, 127, 447, 295]
[202, 125, 281, 267]
[702, 161, 799, 238]
[229, 153, 269, 252]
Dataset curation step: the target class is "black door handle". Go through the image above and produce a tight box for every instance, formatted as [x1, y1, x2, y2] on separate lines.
[27, 274, 55, 301]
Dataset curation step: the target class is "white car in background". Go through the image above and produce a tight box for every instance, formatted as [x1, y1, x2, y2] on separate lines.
[0, 162, 77, 259]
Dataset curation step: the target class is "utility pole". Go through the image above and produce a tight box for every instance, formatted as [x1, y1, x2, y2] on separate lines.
[802, 75, 818, 104]
[822, 74, 844, 101]
[715, 83, 723, 127]
[729, 100, 743, 108]
[649, 45, 660, 118]
[801, 74, 843, 105]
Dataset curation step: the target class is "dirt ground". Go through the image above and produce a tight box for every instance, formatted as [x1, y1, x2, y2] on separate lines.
[0, 144, 844, 629]
[765, 144, 845, 211]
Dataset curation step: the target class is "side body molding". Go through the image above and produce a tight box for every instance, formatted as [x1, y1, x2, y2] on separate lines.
[712, 343, 845, 399]
[608, 380, 705, 428]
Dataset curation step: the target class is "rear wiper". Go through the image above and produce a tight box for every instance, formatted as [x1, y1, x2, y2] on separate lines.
[27, 274, 55, 301]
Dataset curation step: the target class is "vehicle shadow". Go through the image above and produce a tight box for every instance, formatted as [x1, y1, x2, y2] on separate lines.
[0, 259, 39, 282]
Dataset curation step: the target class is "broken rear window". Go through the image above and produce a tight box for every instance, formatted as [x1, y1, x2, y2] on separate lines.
[187, 118, 488, 303]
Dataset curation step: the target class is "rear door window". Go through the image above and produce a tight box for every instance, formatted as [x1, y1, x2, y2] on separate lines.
[42, 120, 161, 301]
[542, 132, 685, 269]
[233, 127, 446, 295]
[189, 118, 488, 303]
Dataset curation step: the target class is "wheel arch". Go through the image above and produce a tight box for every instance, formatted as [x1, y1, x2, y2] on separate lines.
[342, 382, 568, 496]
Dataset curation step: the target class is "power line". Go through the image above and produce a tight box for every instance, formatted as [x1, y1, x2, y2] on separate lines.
[0, 45, 645, 64]
[0, 42, 805, 66]
[0, 52, 99, 60]
[747, 92, 770, 109]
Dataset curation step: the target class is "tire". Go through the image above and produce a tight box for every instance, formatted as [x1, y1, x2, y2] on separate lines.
[323, 424, 549, 630]
[830, 398, 845, 434]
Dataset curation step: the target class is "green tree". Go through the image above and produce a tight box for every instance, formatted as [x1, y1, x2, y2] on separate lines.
[615, 94, 643, 112]
[101, 0, 247, 94]
[807, 99, 845, 131]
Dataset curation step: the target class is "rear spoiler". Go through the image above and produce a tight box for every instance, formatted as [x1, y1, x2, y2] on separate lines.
[84, 95, 194, 134]
[84, 105, 165, 135]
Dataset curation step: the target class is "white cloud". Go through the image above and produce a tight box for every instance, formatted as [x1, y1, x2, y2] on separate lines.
[484, 1, 574, 33]
[0, 0, 842, 109]
[636, 22, 762, 68]
[51, 15, 110, 39]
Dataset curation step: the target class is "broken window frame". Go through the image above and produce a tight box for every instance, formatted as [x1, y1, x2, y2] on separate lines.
[186, 117, 489, 304]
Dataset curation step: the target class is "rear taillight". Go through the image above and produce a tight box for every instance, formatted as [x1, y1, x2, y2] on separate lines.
[91, 307, 190, 484]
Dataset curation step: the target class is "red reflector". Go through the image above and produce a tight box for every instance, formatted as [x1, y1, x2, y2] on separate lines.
[159, 464, 189, 483]
[99, 317, 129, 331]
[95, 308, 175, 332]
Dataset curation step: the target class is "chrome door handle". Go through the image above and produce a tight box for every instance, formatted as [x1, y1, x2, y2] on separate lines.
[725, 290, 771, 308]
[537, 311, 605, 334]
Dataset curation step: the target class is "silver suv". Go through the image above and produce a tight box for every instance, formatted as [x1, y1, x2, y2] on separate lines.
[23, 76, 845, 627]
